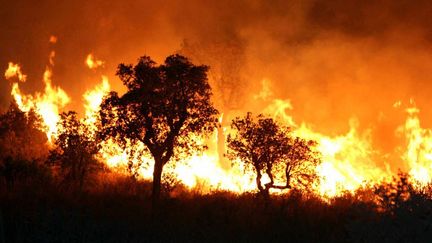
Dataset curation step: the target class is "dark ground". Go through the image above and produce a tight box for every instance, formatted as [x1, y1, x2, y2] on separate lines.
[1, 178, 432, 243]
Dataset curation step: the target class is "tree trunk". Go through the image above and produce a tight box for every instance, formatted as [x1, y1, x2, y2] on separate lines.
[152, 158, 164, 204]
[256, 171, 263, 193]
[255, 171, 269, 199]
[79, 168, 85, 193]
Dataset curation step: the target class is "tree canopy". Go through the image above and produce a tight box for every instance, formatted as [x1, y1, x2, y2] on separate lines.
[49, 111, 102, 192]
[98, 54, 219, 201]
[227, 112, 320, 197]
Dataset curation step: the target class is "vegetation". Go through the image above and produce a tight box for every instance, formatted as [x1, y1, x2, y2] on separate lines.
[1, 178, 432, 242]
[0, 54, 431, 242]
[98, 54, 219, 202]
[48, 111, 103, 192]
[0, 102, 49, 191]
[227, 112, 320, 197]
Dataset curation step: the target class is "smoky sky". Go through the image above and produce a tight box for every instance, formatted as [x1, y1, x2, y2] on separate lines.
[2, 0, 432, 147]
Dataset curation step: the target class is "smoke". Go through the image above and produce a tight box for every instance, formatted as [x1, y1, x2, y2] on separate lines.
[2, 0, 432, 155]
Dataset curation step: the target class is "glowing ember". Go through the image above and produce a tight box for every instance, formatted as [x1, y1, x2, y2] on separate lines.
[49, 35, 58, 44]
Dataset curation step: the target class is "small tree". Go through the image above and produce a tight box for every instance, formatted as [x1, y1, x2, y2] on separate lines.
[280, 137, 321, 191]
[227, 112, 320, 197]
[0, 102, 48, 160]
[0, 102, 49, 190]
[98, 54, 219, 202]
[49, 111, 102, 192]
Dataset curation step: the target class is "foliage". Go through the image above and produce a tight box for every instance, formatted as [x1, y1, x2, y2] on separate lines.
[98, 54, 219, 201]
[346, 173, 432, 242]
[0, 102, 48, 161]
[374, 172, 414, 212]
[48, 111, 102, 192]
[227, 112, 320, 197]
[0, 102, 49, 190]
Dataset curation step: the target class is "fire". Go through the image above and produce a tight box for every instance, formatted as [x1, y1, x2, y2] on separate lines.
[85, 54, 105, 70]
[257, 84, 390, 197]
[5, 37, 71, 141]
[295, 122, 389, 196]
[6, 58, 70, 141]
[5, 62, 27, 82]
[80, 66, 152, 177]
[5, 49, 432, 198]
[171, 132, 256, 192]
[398, 101, 432, 186]
[83, 76, 110, 123]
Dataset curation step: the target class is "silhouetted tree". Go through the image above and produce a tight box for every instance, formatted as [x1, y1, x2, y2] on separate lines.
[0, 102, 49, 190]
[281, 137, 321, 191]
[0, 102, 47, 158]
[49, 111, 102, 192]
[227, 112, 320, 197]
[98, 54, 219, 202]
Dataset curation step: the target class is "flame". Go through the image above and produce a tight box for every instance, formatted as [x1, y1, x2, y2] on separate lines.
[172, 132, 256, 192]
[6, 49, 432, 198]
[80, 76, 150, 177]
[86, 54, 105, 70]
[83, 76, 110, 122]
[295, 121, 389, 197]
[258, 97, 390, 197]
[5, 62, 27, 82]
[398, 103, 432, 186]
[6, 54, 70, 142]
[5, 37, 71, 141]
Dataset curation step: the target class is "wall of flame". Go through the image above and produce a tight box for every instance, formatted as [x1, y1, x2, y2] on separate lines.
[4, 38, 432, 198]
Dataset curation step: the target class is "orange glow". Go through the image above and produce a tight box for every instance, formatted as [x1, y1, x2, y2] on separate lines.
[49, 35, 58, 44]
[5, 51, 432, 198]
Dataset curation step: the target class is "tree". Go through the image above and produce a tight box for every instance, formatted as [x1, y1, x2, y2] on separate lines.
[48, 111, 102, 192]
[98, 54, 219, 201]
[0, 102, 48, 160]
[281, 137, 321, 191]
[0, 102, 49, 190]
[227, 112, 320, 197]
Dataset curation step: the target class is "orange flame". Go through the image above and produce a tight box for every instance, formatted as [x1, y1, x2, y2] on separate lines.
[6, 50, 432, 198]
[397, 101, 432, 186]
[85, 54, 105, 70]
[6, 49, 70, 142]
[5, 62, 27, 82]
